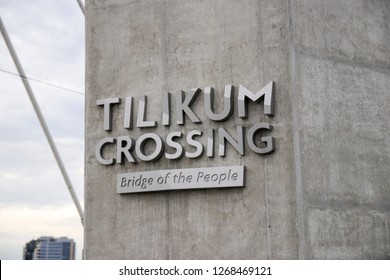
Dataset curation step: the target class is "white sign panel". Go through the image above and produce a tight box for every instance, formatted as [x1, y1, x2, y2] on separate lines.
[117, 166, 245, 194]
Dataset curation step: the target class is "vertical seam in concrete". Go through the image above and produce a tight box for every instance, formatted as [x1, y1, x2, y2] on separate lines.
[257, 0, 271, 259]
[287, 0, 306, 259]
[83, 1, 89, 259]
[161, 0, 171, 260]
[264, 160, 272, 259]
[386, 214, 390, 258]
[166, 193, 171, 259]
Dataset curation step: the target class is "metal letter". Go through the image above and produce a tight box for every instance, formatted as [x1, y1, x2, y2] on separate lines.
[165, 131, 184, 160]
[137, 95, 157, 128]
[162, 92, 171, 126]
[176, 88, 201, 124]
[96, 98, 121, 131]
[123, 97, 133, 129]
[186, 130, 204, 158]
[135, 133, 164, 162]
[116, 136, 137, 163]
[95, 137, 116, 165]
[207, 128, 214, 157]
[247, 123, 275, 154]
[218, 126, 245, 156]
[238, 81, 274, 118]
[204, 85, 233, 121]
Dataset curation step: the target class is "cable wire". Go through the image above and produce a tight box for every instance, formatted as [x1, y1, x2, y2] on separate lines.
[0, 68, 84, 95]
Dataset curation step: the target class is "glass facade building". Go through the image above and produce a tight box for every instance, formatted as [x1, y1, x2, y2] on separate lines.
[23, 236, 75, 260]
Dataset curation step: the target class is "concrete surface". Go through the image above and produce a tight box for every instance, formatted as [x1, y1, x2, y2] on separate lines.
[290, 0, 390, 259]
[84, 0, 390, 259]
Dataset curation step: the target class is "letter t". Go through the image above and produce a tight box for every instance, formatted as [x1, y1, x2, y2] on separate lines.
[96, 97, 121, 131]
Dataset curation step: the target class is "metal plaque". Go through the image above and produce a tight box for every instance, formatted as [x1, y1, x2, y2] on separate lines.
[117, 166, 245, 194]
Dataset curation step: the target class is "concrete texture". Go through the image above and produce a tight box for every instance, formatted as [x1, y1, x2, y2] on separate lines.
[290, 0, 390, 259]
[85, 0, 390, 259]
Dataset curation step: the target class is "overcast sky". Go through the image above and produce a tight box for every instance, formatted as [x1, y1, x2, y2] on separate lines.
[0, 0, 85, 259]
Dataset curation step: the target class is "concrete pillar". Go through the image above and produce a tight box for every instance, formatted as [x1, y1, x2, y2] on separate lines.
[85, 0, 390, 259]
[289, 0, 390, 259]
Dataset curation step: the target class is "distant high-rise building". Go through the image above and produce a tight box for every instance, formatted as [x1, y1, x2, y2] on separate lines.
[23, 239, 37, 260]
[23, 236, 75, 260]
